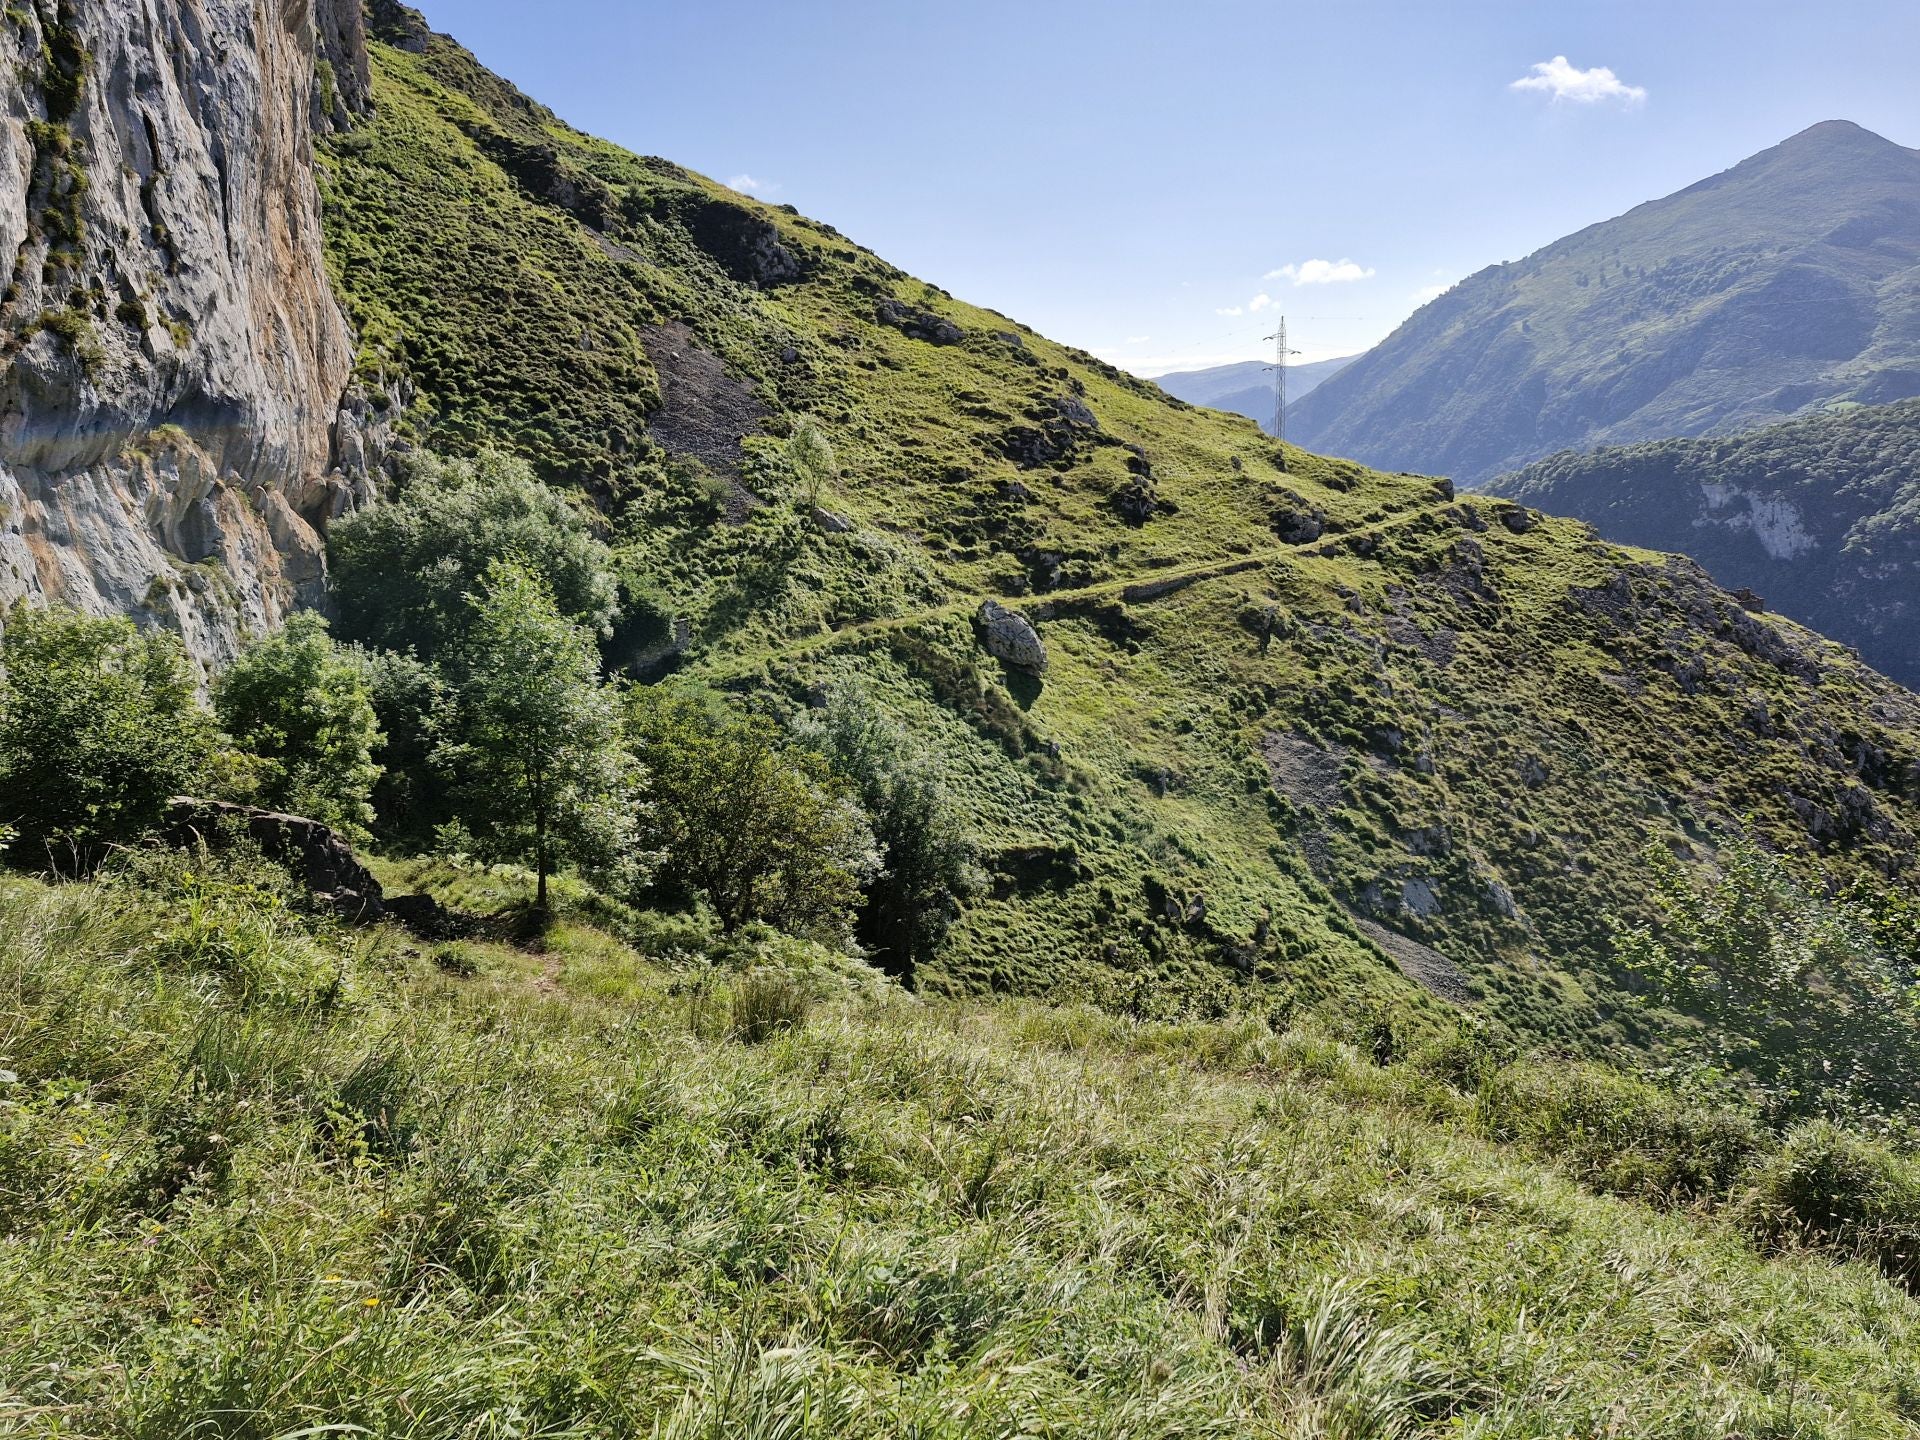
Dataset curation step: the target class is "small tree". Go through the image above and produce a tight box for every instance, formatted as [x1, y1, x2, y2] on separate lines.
[353, 646, 457, 853]
[628, 689, 875, 937]
[213, 613, 383, 837]
[0, 604, 215, 872]
[787, 418, 837, 511]
[1620, 838, 1920, 1125]
[327, 450, 619, 663]
[791, 687, 977, 978]
[438, 563, 640, 911]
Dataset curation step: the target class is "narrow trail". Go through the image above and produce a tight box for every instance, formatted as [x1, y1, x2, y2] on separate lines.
[697, 492, 1454, 680]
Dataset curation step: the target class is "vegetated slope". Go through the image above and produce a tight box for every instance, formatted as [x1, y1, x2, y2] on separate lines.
[1153, 355, 1356, 433]
[1292, 121, 1920, 483]
[6, 863, 1920, 1436]
[316, 9, 1920, 1048]
[1486, 399, 1920, 688]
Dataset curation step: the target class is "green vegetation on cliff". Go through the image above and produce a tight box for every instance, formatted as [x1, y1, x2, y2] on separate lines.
[1486, 398, 1920, 688]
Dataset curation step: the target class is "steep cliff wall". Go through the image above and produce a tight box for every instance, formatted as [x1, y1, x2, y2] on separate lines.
[0, 0, 372, 667]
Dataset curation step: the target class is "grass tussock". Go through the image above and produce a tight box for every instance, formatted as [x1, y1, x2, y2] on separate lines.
[3, 865, 1920, 1436]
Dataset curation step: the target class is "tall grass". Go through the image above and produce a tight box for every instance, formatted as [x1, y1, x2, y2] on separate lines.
[3, 867, 1920, 1436]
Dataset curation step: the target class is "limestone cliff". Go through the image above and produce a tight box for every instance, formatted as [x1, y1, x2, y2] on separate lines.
[0, 0, 375, 668]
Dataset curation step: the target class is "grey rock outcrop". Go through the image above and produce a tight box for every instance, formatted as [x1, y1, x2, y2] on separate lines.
[0, 0, 376, 671]
[976, 599, 1048, 674]
[167, 797, 384, 922]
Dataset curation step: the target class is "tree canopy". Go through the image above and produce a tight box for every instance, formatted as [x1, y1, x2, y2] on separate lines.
[0, 605, 215, 872]
[213, 613, 383, 837]
[327, 450, 620, 663]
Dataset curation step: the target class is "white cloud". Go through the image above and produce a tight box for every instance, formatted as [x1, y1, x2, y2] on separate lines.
[1214, 305, 1244, 317]
[1125, 334, 1152, 344]
[1248, 292, 1273, 313]
[727, 172, 781, 197]
[1266, 258, 1376, 286]
[1510, 56, 1646, 106]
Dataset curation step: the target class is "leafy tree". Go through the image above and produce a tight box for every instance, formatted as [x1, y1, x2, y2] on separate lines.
[791, 687, 977, 979]
[327, 450, 619, 662]
[354, 647, 456, 852]
[438, 563, 641, 910]
[1620, 838, 1920, 1125]
[628, 688, 875, 937]
[0, 604, 215, 871]
[213, 613, 383, 837]
[786, 417, 837, 510]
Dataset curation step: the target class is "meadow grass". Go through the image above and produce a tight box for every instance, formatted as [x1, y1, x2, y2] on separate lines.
[4, 863, 1920, 1436]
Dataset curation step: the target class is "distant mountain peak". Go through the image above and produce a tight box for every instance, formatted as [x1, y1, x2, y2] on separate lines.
[1291, 121, 1920, 481]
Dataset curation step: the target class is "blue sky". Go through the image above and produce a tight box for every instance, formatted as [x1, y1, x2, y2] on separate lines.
[414, 0, 1920, 375]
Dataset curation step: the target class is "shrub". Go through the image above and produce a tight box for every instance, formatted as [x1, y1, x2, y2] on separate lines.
[355, 646, 455, 851]
[1479, 1059, 1766, 1202]
[0, 604, 215, 872]
[629, 688, 876, 937]
[1742, 1121, 1920, 1289]
[212, 612, 383, 837]
[1621, 838, 1920, 1125]
[790, 686, 978, 981]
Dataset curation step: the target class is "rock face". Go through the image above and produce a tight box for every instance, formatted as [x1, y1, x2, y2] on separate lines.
[976, 599, 1048, 674]
[0, 0, 378, 670]
[167, 797, 384, 921]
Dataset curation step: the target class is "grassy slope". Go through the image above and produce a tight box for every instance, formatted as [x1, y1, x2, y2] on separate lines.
[1485, 398, 1920, 688]
[5, 867, 1920, 1437]
[310, 21, 1920, 1052]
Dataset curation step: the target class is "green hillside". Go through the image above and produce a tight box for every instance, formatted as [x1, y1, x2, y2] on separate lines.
[1292, 121, 1920, 483]
[310, 8, 1920, 1050]
[1487, 398, 1920, 688]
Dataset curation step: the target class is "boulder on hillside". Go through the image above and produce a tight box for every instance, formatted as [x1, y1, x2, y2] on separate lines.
[166, 798, 384, 922]
[976, 599, 1048, 674]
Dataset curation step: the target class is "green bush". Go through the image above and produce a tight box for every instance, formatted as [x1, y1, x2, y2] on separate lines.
[327, 450, 619, 664]
[1621, 838, 1920, 1125]
[0, 604, 215, 872]
[791, 686, 979, 981]
[213, 613, 383, 837]
[1743, 1121, 1920, 1289]
[1479, 1059, 1766, 1202]
[728, 971, 811, 1044]
[629, 687, 875, 937]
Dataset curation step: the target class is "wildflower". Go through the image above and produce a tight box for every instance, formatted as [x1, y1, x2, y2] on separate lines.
[68, 1134, 87, 1147]
[362, 1296, 381, 1308]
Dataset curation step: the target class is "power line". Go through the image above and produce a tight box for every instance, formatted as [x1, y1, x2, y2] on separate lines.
[1264, 318, 1299, 442]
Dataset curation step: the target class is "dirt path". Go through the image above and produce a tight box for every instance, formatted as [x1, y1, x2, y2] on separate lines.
[699, 497, 1445, 680]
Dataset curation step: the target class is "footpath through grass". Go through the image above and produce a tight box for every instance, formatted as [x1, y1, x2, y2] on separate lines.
[3, 860, 1920, 1437]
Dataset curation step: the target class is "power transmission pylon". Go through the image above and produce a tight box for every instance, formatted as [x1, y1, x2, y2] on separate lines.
[1264, 318, 1299, 442]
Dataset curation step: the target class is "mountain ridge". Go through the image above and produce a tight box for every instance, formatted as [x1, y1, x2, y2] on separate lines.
[1152, 355, 1357, 433]
[1290, 120, 1920, 482]
[1484, 397, 1920, 687]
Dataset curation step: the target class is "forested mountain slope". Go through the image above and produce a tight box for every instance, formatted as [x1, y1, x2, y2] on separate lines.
[1487, 399, 1920, 688]
[1291, 121, 1920, 482]
[307, 7, 1920, 1046]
